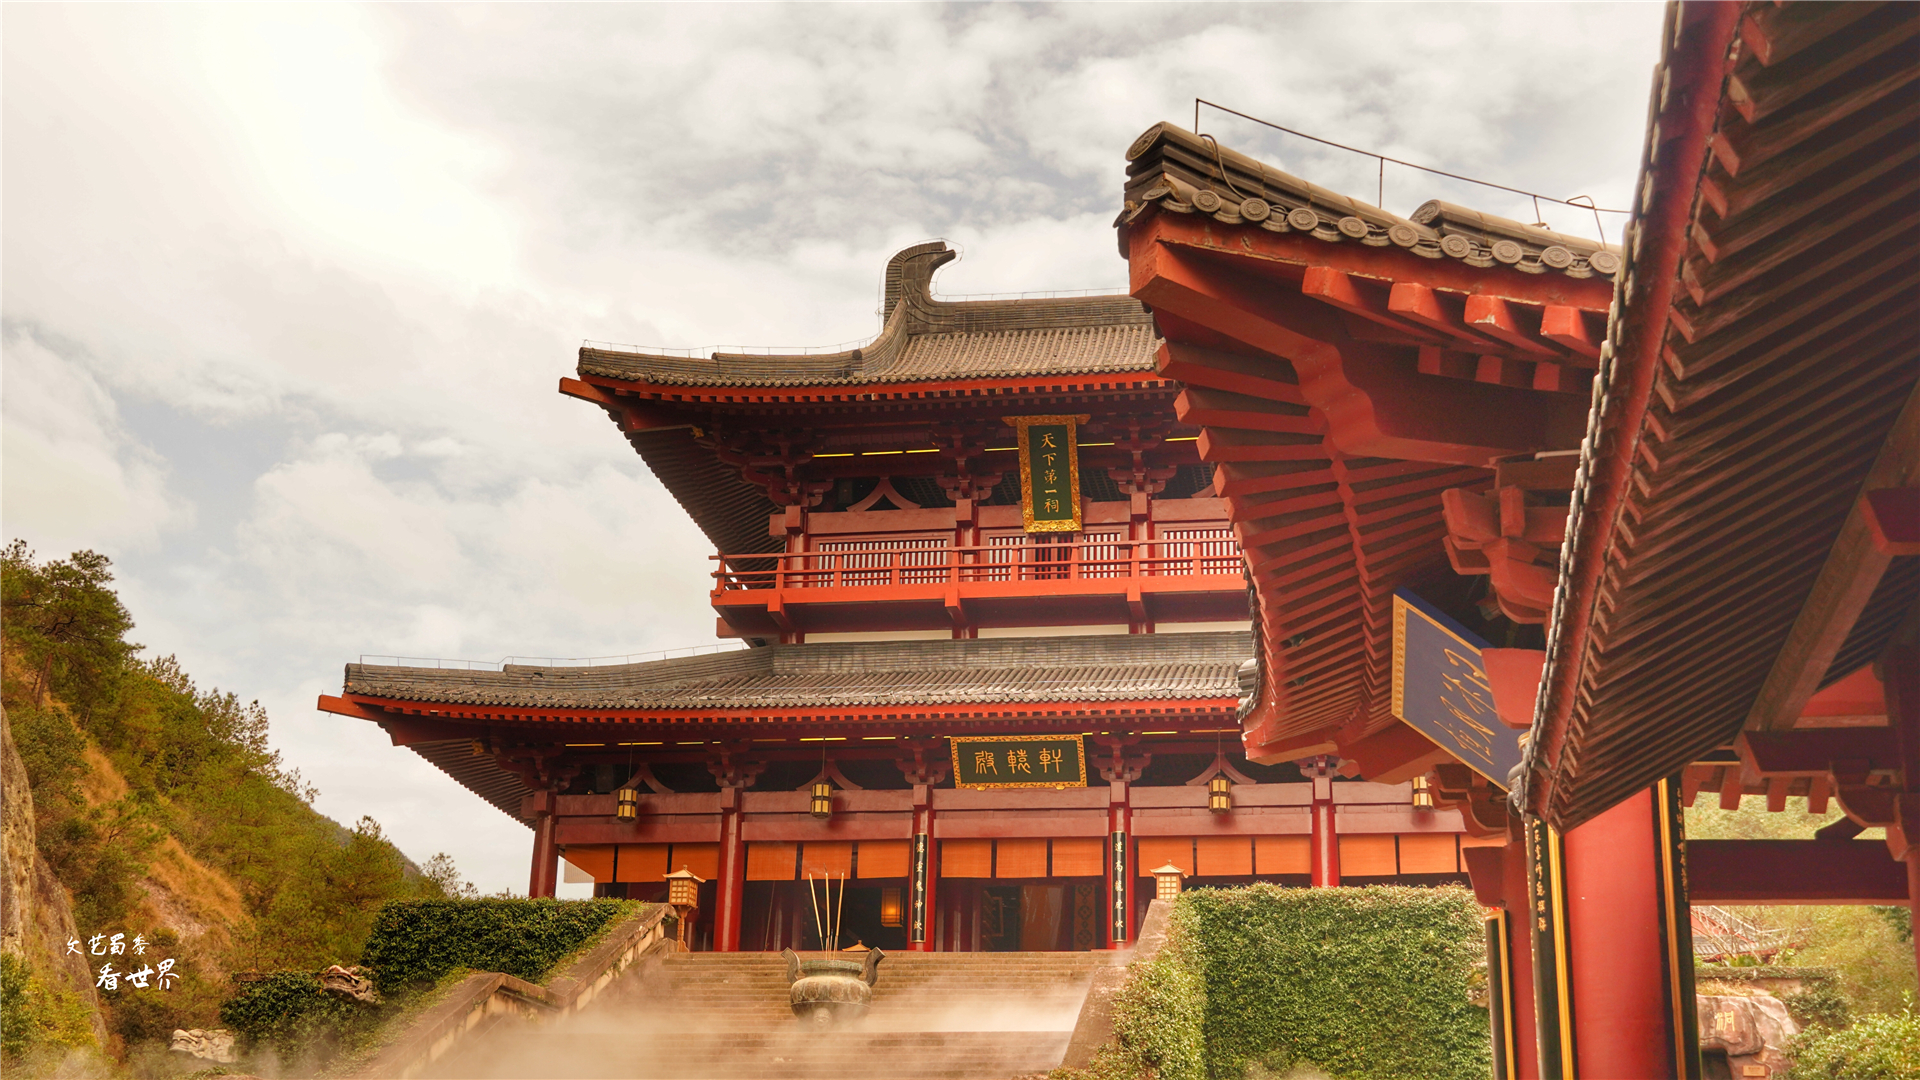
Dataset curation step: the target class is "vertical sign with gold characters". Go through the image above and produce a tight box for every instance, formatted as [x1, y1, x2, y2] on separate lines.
[1389, 589, 1524, 788]
[1005, 415, 1088, 532]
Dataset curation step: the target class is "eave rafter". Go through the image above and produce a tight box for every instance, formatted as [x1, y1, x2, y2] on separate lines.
[320, 692, 1239, 733]
[1524, 0, 1920, 833]
[1119, 194, 1606, 776]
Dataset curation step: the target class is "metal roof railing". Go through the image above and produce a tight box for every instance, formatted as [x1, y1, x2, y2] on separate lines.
[357, 640, 750, 671]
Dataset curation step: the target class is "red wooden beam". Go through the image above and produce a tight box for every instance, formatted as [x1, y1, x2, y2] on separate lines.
[558, 378, 689, 432]
[1155, 342, 1309, 405]
[1865, 487, 1920, 555]
[317, 694, 383, 721]
[1174, 387, 1322, 434]
[1389, 282, 1502, 350]
[1539, 305, 1601, 360]
[1134, 236, 1586, 467]
[1689, 839, 1909, 903]
[1336, 720, 1451, 784]
[1735, 728, 1902, 777]
[1301, 266, 1439, 343]
[1464, 295, 1560, 357]
[1482, 648, 1546, 730]
[1745, 383, 1920, 731]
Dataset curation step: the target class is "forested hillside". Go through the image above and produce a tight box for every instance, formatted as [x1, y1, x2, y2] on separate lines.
[0, 542, 475, 1072]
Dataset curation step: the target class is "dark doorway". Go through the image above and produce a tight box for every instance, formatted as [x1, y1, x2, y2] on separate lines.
[981, 885, 1022, 951]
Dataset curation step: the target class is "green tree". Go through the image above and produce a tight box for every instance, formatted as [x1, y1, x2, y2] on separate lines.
[2, 541, 482, 1064]
[1, 541, 134, 715]
[1689, 797, 1917, 1016]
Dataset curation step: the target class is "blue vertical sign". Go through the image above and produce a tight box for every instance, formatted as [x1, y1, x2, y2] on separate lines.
[1390, 589, 1525, 789]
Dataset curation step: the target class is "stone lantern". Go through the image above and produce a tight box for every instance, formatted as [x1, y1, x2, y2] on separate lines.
[1150, 862, 1186, 903]
[665, 865, 704, 950]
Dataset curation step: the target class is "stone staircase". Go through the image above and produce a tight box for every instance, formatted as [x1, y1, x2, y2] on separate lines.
[424, 950, 1116, 1079]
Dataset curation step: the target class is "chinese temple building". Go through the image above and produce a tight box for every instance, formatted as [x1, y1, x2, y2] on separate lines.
[318, 2, 1915, 1072]
[319, 241, 1479, 955]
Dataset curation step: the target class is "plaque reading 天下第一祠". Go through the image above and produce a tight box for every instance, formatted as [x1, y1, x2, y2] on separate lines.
[949, 735, 1087, 789]
[1004, 414, 1087, 533]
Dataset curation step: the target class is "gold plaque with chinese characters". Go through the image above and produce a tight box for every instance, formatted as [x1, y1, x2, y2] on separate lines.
[949, 734, 1088, 789]
[1004, 414, 1088, 533]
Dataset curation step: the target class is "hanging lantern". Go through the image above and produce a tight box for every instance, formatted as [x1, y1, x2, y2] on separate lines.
[1411, 775, 1435, 810]
[1150, 863, 1186, 902]
[879, 887, 904, 928]
[665, 865, 704, 910]
[810, 780, 833, 819]
[615, 787, 639, 821]
[1208, 774, 1233, 814]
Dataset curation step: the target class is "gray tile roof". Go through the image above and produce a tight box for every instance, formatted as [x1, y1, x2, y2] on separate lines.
[577, 242, 1158, 389]
[1119, 123, 1622, 278]
[344, 631, 1251, 712]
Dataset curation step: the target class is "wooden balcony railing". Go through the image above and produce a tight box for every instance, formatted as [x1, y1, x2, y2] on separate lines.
[712, 534, 1243, 592]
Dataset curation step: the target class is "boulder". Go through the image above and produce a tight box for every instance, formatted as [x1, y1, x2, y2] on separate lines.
[169, 1028, 237, 1064]
[1698, 992, 1797, 1078]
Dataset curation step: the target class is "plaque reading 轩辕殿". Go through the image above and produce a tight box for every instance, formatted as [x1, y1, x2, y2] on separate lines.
[949, 735, 1087, 789]
[1005, 415, 1087, 532]
[1390, 590, 1525, 789]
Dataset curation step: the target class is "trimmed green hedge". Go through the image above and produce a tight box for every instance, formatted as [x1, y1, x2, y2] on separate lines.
[1095, 885, 1490, 1080]
[360, 898, 641, 994]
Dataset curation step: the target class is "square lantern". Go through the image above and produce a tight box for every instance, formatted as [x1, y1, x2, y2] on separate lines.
[1411, 775, 1435, 810]
[879, 887, 904, 928]
[665, 865, 704, 910]
[810, 781, 833, 819]
[615, 788, 640, 821]
[1150, 862, 1185, 902]
[1208, 774, 1233, 814]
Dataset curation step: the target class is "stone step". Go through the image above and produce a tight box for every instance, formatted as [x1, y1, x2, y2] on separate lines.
[444, 1031, 1073, 1080]
[424, 950, 1104, 1079]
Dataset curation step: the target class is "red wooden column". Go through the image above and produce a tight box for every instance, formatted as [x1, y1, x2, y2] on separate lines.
[713, 786, 748, 952]
[1909, 854, 1920, 982]
[1501, 834, 1542, 1080]
[1465, 832, 1544, 1080]
[1883, 624, 1920, 981]
[1309, 758, 1340, 887]
[910, 785, 938, 951]
[525, 789, 559, 898]
[1556, 780, 1699, 1080]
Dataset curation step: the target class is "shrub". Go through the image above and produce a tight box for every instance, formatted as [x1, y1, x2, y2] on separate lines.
[1101, 905, 1207, 1080]
[359, 898, 641, 995]
[1, 952, 100, 1061]
[1780, 980, 1850, 1031]
[1788, 1009, 1920, 1080]
[218, 972, 368, 1062]
[1097, 885, 1489, 1080]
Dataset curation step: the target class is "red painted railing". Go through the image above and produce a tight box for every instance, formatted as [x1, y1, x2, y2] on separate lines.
[712, 533, 1243, 591]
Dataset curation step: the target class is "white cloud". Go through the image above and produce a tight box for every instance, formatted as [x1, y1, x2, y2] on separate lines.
[2, 2, 1665, 892]
[0, 331, 187, 555]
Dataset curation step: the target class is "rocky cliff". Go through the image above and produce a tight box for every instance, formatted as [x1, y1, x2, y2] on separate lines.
[1, 702, 110, 1047]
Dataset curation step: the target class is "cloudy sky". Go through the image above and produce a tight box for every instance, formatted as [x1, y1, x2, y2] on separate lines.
[2, 3, 1665, 895]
